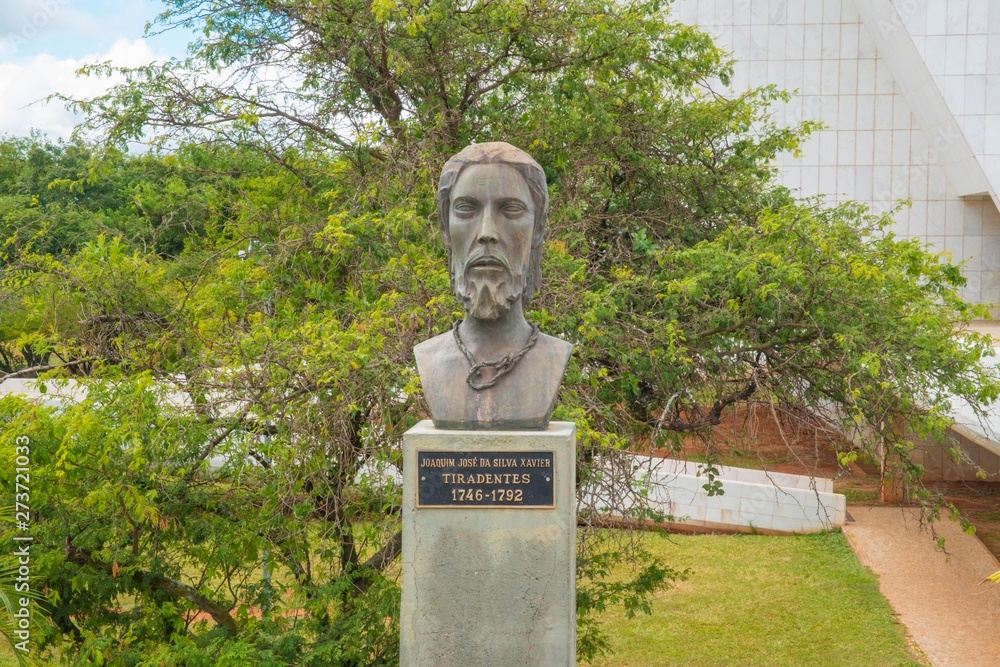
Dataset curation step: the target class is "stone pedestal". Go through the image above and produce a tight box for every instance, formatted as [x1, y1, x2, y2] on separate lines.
[400, 421, 576, 667]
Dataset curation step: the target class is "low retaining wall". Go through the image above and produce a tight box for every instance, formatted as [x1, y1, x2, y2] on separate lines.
[582, 455, 846, 534]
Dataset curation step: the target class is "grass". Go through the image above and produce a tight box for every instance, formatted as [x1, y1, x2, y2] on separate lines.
[840, 487, 879, 503]
[586, 531, 924, 667]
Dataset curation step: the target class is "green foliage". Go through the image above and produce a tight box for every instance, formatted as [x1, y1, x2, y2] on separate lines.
[0, 0, 996, 663]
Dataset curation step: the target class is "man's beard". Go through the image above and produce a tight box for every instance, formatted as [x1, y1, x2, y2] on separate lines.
[453, 262, 525, 320]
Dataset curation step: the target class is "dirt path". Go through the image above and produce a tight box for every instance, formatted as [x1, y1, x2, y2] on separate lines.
[843, 506, 1000, 667]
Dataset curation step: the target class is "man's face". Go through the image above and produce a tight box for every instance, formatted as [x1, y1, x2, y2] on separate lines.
[449, 163, 535, 321]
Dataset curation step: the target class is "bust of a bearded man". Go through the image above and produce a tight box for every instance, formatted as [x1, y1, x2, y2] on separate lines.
[414, 142, 573, 430]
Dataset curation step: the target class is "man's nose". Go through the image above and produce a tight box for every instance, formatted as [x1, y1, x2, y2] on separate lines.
[476, 207, 499, 245]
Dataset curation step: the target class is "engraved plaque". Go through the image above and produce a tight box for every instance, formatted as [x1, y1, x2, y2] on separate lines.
[416, 450, 555, 507]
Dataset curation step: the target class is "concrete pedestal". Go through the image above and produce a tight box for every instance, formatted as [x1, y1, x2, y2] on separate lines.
[400, 421, 576, 667]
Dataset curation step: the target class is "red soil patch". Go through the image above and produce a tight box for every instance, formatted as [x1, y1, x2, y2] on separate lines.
[650, 402, 844, 479]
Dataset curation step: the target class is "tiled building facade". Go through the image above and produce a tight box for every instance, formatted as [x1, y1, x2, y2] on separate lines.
[672, 0, 1000, 307]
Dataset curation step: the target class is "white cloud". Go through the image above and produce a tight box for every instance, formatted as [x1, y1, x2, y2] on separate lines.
[0, 37, 161, 139]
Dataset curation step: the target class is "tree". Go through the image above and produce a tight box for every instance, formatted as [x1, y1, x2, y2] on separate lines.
[1, 0, 997, 663]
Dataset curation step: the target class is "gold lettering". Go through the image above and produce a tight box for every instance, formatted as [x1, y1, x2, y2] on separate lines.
[523, 473, 530, 483]
[423, 458, 456, 468]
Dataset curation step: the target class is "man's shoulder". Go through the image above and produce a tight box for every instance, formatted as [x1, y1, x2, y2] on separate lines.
[413, 331, 463, 375]
[535, 331, 573, 359]
[414, 330, 456, 357]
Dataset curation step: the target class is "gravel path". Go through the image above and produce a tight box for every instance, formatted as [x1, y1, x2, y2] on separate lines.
[843, 506, 1000, 667]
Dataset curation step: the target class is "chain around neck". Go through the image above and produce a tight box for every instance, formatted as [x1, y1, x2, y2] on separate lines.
[452, 319, 540, 391]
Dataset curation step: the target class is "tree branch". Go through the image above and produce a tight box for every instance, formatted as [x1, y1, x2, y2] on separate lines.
[0, 359, 95, 382]
[64, 541, 240, 634]
[348, 529, 403, 598]
[660, 378, 758, 432]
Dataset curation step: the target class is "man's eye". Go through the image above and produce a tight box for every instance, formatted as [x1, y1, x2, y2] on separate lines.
[502, 203, 526, 215]
[454, 203, 476, 214]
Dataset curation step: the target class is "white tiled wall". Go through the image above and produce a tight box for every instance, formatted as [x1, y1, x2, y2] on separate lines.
[672, 0, 1000, 306]
[892, 0, 1000, 192]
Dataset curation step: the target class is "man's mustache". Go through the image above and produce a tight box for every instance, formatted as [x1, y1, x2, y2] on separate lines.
[464, 251, 510, 273]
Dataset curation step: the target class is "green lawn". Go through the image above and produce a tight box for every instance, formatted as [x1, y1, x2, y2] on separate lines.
[588, 531, 923, 667]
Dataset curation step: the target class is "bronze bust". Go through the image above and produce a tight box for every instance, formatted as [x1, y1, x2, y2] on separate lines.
[414, 142, 573, 429]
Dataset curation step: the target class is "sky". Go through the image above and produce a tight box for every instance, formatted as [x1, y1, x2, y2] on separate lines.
[0, 0, 193, 139]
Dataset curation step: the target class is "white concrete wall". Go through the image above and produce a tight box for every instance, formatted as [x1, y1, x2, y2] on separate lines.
[0, 377, 87, 407]
[634, 455, 846, 533]
[671, 0, 1000, 306]
[581, 454, 847, 534]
